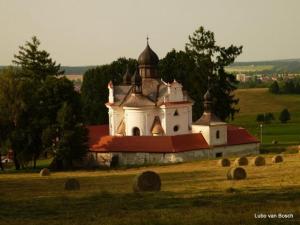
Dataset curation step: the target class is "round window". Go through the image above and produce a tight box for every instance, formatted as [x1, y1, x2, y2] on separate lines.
[173, 125, 179, 132]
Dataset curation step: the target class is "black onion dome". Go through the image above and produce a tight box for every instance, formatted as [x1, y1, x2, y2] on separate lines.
[131, 69, 142, 85]
[123, 66, 131, 84]
[138, 43, 159, 66]
[204, 89, 212, 101]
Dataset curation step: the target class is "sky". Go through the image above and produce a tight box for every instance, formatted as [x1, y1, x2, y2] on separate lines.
[1, 0, 300, 66]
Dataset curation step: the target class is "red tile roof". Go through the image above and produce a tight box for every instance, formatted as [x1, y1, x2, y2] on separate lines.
[227, 125, 259, 146]
[87, 125, 109, 147]
[87, 124, 259, 153]
[87, 127, 209, 153]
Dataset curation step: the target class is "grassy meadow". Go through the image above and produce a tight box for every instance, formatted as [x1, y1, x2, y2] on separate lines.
[233, 88, 300, 149]
[1, 154, 300, 225]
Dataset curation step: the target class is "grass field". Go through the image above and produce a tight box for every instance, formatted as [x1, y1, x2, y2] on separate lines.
[1, 154, 300, 225]
[233, 88, 300, 147]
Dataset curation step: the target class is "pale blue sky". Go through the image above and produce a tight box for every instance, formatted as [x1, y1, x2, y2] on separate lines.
[0, 0, 300, 65]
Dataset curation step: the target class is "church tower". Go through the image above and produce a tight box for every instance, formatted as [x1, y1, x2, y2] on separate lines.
[192, 88, 227, 146]
[137, 38, 159, 79]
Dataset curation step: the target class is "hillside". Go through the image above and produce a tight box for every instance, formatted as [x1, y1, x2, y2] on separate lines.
[227, 58, 300, 74]
[233, 88, 300, 146]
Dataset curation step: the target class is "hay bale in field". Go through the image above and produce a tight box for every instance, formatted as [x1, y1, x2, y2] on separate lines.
[133, 171, 161, 192]
[234, 157, 248, 166]
[272, 155, 283, 163]
[218, 158, 231, 167]
[39, 168, 50, 176]
[64, 178, 80, 191]
[251, 156, 266, 166]
[227, 167, 247, 180]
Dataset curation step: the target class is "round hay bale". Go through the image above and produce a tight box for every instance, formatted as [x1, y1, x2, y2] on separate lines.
[251, 156, 266, 166]
[218, 158, 231, 167]
[227, 167, 247, 180]
[39, 168, 50, 176]
[133, 171, 161, 192]
[272, 155, 283, 163]
[234, 157, 248, 166]
[64, 178, 80, 191]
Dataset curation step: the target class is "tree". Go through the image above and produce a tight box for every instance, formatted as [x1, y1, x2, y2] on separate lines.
[159, 50, 202, 120]
[184, 26, 242, 120]
[81, 58, 137, 124]
[0, 67, 36, 169]
[279, 108, 291, 123]
[265, 113, 275, 123]
[256, 114, 264, 123]
[13, 36, 64, 81]
[46, 102, 88, 169]
[269, 81, 280, 94]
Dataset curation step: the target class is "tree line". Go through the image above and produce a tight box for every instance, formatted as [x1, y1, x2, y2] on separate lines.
[256, 109, 291, 124]
[269, 79, 300, 94]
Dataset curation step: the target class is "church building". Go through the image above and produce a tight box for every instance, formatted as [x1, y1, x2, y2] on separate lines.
[87, 41, 259, 167]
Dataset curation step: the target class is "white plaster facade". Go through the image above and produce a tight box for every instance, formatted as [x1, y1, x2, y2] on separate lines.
[106, 78, 193, 137]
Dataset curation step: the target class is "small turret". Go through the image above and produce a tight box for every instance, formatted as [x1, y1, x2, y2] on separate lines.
[123, 65, 131, 85]
[131, 69, 142, 94]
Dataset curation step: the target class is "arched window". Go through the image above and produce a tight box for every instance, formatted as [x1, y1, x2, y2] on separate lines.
[132, 127, 140, 136]
[174, 109, 179, 116]
[173, 125, 179, 132]
[216, 130, 220, 139]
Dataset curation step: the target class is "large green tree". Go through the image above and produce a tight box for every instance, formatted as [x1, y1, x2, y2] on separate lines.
[81, 57, 137, 125]
[184, 26, 242, 121]
[0, 37, 88, 170]
[0, 67, 36, 169]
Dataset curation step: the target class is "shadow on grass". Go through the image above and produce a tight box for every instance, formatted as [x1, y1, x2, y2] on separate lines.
[1, 188, 300, 219]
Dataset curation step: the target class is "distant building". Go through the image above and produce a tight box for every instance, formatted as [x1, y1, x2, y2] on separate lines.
[86, 41, 259, 167]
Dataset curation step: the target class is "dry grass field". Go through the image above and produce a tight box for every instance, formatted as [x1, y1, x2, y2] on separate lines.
[1, 154, 300, 225]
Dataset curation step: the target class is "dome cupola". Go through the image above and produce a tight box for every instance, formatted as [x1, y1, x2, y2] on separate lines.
[137, 37, 159, 79]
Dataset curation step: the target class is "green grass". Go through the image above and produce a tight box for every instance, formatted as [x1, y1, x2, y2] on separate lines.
[233, 88, 300, 147]
[1, 155, 300, 225]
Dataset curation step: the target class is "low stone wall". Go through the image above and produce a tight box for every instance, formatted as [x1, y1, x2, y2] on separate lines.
[88, 143, 259, 167]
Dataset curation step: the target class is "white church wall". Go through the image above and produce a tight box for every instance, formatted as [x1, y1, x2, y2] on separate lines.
[109, 108, 123, 135]
[124, 108, 156, 136]
[161, 106, 190, 135]
[213, 143, 259, 157]
[192, 125, 210, 143]
[167, 85, 184, 102]
[209, 125, 227, 146]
